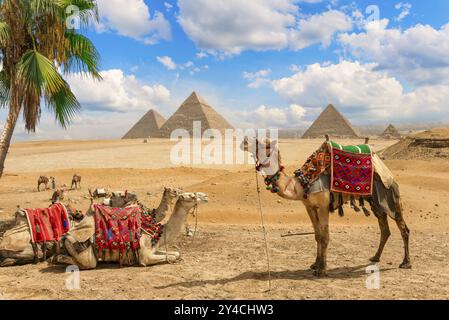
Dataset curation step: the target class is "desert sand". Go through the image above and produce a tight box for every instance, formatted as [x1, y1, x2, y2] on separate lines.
[1, 138, 449, 300]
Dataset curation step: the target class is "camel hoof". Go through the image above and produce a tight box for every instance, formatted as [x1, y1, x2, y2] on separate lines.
[369, 256, 380, 263]
[399, 261, 412, 269]
[309, 263, 317, 270]
[313, 269, 327, 277]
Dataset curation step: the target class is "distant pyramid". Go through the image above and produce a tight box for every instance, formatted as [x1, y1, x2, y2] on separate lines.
[122, 109, 166, 139]
[158, 92, 234, 138]
[381, 124, 401, 139]
[302, 104, 359, 139]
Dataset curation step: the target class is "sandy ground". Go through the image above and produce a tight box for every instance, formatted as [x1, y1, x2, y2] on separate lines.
[1, 138, 449, 300]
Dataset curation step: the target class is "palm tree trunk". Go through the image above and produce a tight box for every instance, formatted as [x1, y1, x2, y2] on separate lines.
[0, 99, 21, 178]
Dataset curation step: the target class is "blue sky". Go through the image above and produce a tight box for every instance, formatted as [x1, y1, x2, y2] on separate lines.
[3, 0, 449, 140]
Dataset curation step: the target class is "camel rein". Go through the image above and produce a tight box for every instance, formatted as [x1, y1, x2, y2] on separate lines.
[252, 153, 272, 293]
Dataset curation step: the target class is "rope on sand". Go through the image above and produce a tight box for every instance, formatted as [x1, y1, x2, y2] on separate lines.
[254, 170, 272, 292]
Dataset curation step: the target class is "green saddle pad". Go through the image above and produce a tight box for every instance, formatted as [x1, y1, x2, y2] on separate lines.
[329, 141, 371, 154]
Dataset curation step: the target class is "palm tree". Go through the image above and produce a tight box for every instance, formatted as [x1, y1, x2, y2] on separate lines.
[0, 0, 101, 177]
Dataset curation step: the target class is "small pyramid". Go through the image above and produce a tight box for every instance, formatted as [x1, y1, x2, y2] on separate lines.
[381, 124, 401, 139]
[302, 104, 359, 139]
[158, 92, 234, 138]
[122, 109, 166, 139]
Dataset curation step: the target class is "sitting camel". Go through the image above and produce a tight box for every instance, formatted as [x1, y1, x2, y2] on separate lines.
[241, 137, 411, 277]
[51, 192, 208, 269]
[0, 205, 81, 267]
[0, 188, 183, 267]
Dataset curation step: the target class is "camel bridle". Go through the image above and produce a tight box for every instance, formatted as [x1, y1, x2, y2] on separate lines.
[252, 138, 285, 193]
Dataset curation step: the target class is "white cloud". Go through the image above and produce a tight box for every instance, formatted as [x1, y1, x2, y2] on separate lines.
[196, 52, 208, 59]
[230, 104, 307, 128]
[272, 60, 449, 121]
[177, 0, 352, 55]
[96, 0, 171, 44]
[164, 2, 173, 12]
[395, 2, 412, 22]
[66, 69, 171, 113]
[339, 20, 449, 86]
[288, 10, 352, 50]
[243, 69, 272, 88]
[156, 56, 177, 70]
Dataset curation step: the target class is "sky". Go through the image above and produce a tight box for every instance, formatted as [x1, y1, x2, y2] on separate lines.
[2, 0, 449, 140]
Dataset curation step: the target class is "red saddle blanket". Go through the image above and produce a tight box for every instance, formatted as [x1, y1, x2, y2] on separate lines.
[94, 205, 164, 252]
[94, 205, 142, 252]
[26, 203, 70, 243]
[330, 147, 374, 196]
[300, 142, 374, 196]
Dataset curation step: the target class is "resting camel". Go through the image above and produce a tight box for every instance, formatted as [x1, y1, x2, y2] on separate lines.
[0, 187, 183, 267]
[51, 192, 208, 269]
[71, 174, 81, 189]
[241, 137, 411, 277]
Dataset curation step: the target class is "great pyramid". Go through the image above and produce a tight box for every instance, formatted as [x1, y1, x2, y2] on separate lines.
[122, 109, 166, 139]
[158, 92, 234, 138]
[302, 104, 359, 139]
[381, 124, 401, 139]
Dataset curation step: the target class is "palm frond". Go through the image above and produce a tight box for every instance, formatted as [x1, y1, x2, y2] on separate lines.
[45, 83, 81, 128]
[64, 32, 101, 79]
[0, 21, 10, 47]
[0, 70, 10, 108]
[16, 50, 67, 97]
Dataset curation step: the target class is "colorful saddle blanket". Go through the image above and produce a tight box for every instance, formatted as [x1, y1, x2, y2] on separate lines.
[300, 141, 374, 196]
[93, 205, 164, 253]
[329, 142, 373, 195]
[26, 203, 70, 243]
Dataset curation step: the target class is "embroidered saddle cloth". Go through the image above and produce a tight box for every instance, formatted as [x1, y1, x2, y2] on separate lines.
[93, 205, 164, 253]
[300, 141, 374, 196]
[26, 203, 70, 243]
[329, 141, 374, 195]
[94, 205, 142, 253]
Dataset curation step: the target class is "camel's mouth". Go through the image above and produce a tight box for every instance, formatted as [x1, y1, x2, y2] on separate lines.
[195, 192, 209, 203]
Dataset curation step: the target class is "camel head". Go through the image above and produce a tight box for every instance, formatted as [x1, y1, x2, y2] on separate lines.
[240, 136, 280, 176]
[163, 187, 182, 202]
[177, 192, 209, 212]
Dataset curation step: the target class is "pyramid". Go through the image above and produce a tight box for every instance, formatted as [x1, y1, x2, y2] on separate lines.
[302, 104, 359, 139]
[122, 109, 166, 139]
[158, 92, 234, 138]
[381, 124, 401, 139]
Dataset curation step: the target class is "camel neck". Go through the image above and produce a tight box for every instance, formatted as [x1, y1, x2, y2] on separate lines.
[157, 201, 192, 247]
[154, 195, 171, 222]
[275, 171, 305, 200]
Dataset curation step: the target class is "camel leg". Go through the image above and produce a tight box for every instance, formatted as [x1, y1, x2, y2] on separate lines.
[155, 250, 181, 258]
[394, 211, 411, 269]
[370, 212, 391, 263]
[50, 254, 76, 266]
[315, 204, 330, 277]
[305, 206, 321, 271]
[140, 252, 179, 266]
[0, 258, 17, 267]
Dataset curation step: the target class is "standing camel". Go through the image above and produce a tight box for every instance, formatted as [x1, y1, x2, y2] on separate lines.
[37, 176, 49, 192]
[71, 174, 81, 189]
[241, 137, 411, 277]
[51, 192, 209, 269]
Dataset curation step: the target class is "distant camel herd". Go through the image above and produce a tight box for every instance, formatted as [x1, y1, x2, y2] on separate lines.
[37, 174, 81, 192]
